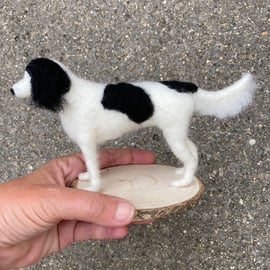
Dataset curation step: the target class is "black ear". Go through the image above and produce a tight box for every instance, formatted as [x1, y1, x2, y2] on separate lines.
[26, 58, 71, 112]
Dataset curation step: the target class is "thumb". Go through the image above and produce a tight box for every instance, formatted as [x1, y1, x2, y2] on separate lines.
[48, 187, 135, 227]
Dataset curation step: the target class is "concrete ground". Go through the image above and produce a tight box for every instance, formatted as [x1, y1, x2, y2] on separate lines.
[0, 0, 269, 269]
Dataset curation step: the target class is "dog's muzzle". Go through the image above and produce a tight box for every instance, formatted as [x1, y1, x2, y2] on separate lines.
[10, 88, 15, 95]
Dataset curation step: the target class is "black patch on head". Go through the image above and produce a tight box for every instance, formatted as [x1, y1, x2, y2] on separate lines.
[26, 58, 71, 112]
[101, 83, 154, 124]
[160, 80, 198, 93]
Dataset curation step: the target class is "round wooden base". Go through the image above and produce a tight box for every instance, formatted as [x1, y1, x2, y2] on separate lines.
[70, 164, 204, 221]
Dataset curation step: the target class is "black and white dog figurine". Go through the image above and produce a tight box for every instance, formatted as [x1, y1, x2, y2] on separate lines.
[11, 58, 256, 191]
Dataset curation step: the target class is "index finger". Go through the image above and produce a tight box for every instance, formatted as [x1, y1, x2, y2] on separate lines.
[99, 148, 156, 169]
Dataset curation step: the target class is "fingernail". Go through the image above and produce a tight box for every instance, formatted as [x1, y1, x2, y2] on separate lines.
[115, 202, 134, 222]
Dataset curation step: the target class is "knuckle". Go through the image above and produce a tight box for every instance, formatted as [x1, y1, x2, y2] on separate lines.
[87, 193, 107, 220]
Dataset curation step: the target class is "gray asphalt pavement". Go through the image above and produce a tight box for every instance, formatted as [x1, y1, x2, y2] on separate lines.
[0, 1, 269, 269]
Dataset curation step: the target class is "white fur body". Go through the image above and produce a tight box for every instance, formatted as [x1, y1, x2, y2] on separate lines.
[11, 59, 256, 192]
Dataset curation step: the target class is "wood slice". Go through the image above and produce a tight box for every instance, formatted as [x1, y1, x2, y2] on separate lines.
[70, 164, 204, 221]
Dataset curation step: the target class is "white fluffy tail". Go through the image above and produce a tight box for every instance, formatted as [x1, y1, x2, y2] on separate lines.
[194, 73, 256, 119]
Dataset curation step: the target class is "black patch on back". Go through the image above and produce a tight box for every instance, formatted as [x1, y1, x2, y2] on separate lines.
[160, 80, 198, 93]
[101, 83, 154, 124]
[26, 58, 71, 112]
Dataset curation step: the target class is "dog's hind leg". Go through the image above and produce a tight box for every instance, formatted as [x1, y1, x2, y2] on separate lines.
[77, 139, 101, 192]
[175, 138, 198, 176]
[163, 128, 198, 187]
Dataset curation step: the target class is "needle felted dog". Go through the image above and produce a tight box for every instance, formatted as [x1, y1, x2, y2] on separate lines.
[11, 58, 256, 191]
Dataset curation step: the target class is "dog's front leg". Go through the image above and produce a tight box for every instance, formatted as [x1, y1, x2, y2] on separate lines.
[77, 139, 101, 192]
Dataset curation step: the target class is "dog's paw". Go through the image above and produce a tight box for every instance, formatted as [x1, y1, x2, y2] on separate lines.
[76, 180, 101, 192]
[170, 177, 194, 188]
[175, 167, 184, 175]
[79, 172, 90, 181]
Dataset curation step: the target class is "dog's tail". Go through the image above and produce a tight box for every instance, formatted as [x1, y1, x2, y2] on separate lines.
[193, 73, 256, 119]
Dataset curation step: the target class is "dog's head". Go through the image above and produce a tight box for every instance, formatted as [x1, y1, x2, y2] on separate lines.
[11, 58, 71, 112]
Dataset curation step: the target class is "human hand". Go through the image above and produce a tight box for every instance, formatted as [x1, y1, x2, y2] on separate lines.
[0, 148, 155, 269]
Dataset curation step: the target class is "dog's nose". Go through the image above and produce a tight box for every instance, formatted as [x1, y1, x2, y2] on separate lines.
[10, 88, 15, 95]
